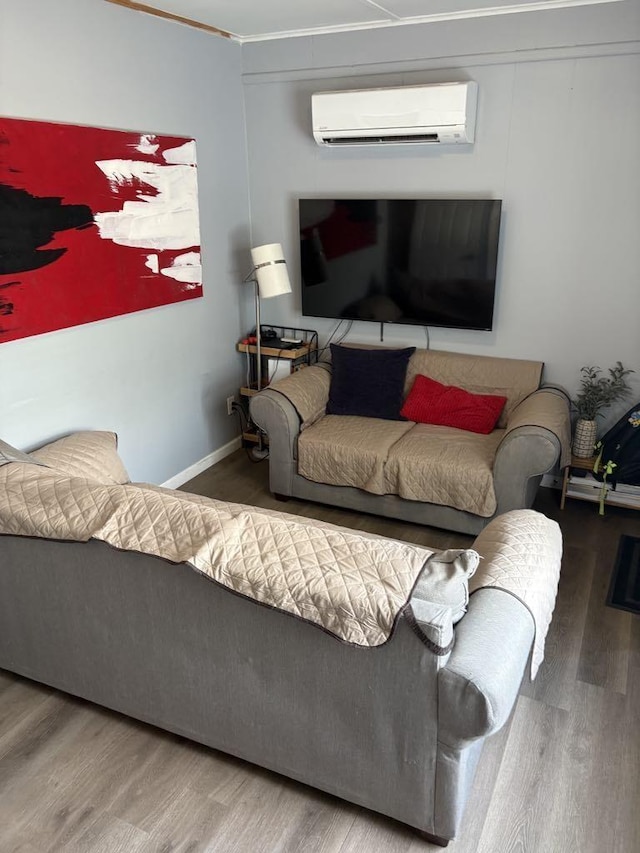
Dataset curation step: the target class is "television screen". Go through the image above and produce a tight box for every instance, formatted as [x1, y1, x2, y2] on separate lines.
[299, 198, 502, 331]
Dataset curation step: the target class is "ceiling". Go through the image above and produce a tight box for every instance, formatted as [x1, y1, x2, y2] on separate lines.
[105, 0, 621, 42]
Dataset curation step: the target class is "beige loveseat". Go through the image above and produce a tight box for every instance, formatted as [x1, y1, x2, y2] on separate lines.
[250, 348, 570, 534]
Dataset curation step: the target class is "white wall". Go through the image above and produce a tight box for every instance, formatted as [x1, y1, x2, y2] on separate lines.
[0, 0, 251, 483]
[242, 2, 640, 427]
[1, 2, 637, 481]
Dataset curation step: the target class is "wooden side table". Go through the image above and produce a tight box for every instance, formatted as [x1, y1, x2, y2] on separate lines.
[236, 340, 317, 398]
[235, 336, 318, 446]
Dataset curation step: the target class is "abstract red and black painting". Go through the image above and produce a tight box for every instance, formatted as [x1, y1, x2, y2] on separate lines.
[0, 116, 202, 344]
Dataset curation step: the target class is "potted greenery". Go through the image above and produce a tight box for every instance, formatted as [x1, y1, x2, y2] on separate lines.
[572, 362, 634, 458]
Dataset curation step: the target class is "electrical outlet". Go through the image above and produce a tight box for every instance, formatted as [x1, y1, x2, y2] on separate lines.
[542, 473, 562, 490]
[226, 395, 235, 416]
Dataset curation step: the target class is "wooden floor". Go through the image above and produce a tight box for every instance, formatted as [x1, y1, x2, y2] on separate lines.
[1, 450, 639, 852]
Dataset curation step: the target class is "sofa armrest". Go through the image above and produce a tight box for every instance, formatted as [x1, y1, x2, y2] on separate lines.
[249, 390, 302, 496]
[437, 588, 534, 750]
[250, 364, 332, 496]
[505, 386, 571, 456]
[259, 363, 332, 429]
[493, 388, 570, 514]
[437, 508, 561, 748]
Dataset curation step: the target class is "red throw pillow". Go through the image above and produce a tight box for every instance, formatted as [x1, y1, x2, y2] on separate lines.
[400, 375, 507, 434]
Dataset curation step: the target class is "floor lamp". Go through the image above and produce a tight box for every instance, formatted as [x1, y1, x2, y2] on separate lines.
[250, 243, 292, 391]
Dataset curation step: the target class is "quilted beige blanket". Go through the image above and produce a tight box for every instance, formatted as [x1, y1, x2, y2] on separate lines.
[267, 362, 570, 517]
[0, 461, 436, 647]
[0, 459, 560, 672]
[472, 509, 563, 677]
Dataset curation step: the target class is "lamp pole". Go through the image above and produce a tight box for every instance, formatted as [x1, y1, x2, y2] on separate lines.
[254, 278, 262, 391]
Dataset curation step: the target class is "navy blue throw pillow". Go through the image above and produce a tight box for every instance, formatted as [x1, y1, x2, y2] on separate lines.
[327, 345, 416, 420]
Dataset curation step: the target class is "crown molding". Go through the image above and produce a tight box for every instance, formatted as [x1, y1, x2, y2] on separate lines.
[103, 0, 233, 38]
[104, 0, 623, 43]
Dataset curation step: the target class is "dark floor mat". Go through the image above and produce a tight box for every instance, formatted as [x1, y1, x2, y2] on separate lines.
[607, 534, 640, 614]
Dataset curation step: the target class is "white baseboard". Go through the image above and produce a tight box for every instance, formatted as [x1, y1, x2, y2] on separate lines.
[162, 436, 242, 489]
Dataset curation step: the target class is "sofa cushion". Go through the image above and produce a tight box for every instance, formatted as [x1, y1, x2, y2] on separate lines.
[327, 344, 415, 420]
[413, 549, 480, 623]
[406, 549, 482, 665]
[30, 431, 130, 484]
[298, 415, 414, 494]
[404, 349, 542, 428]
[400, 375, 507, 434]
[384, 424, 504, 516]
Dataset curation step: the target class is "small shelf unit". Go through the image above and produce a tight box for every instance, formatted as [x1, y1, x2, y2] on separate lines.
[560, 454, 640, 512]
[236, 326, 318, 446]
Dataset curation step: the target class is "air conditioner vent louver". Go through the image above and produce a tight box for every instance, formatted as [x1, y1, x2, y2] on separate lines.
[312, 82, 477, 147]
[323, 133, 440, 146]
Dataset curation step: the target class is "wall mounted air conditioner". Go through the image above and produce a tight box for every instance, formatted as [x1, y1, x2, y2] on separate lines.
[312, 82, 477, 147]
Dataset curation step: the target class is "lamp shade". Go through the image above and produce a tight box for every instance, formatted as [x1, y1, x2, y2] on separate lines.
[251, 243, 292, 299]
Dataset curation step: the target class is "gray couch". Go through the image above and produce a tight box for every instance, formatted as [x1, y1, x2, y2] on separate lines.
[250, 348, 570, 535]
[0, 507, 561, 845]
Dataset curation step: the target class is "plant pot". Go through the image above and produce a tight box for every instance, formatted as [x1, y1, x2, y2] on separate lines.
[573, 418, 598, 458]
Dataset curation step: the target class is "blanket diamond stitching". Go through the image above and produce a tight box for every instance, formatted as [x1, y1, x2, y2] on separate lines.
[0, 464, 434, 648]
[470, 509, 562, 677]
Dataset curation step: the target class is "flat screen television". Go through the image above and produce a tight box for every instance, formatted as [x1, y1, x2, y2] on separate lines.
[299, 198, 502, 331]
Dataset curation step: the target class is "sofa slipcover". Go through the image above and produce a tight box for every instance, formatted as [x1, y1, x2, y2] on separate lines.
[0, 431, 563, 843]
[251, 348, 570, 534]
